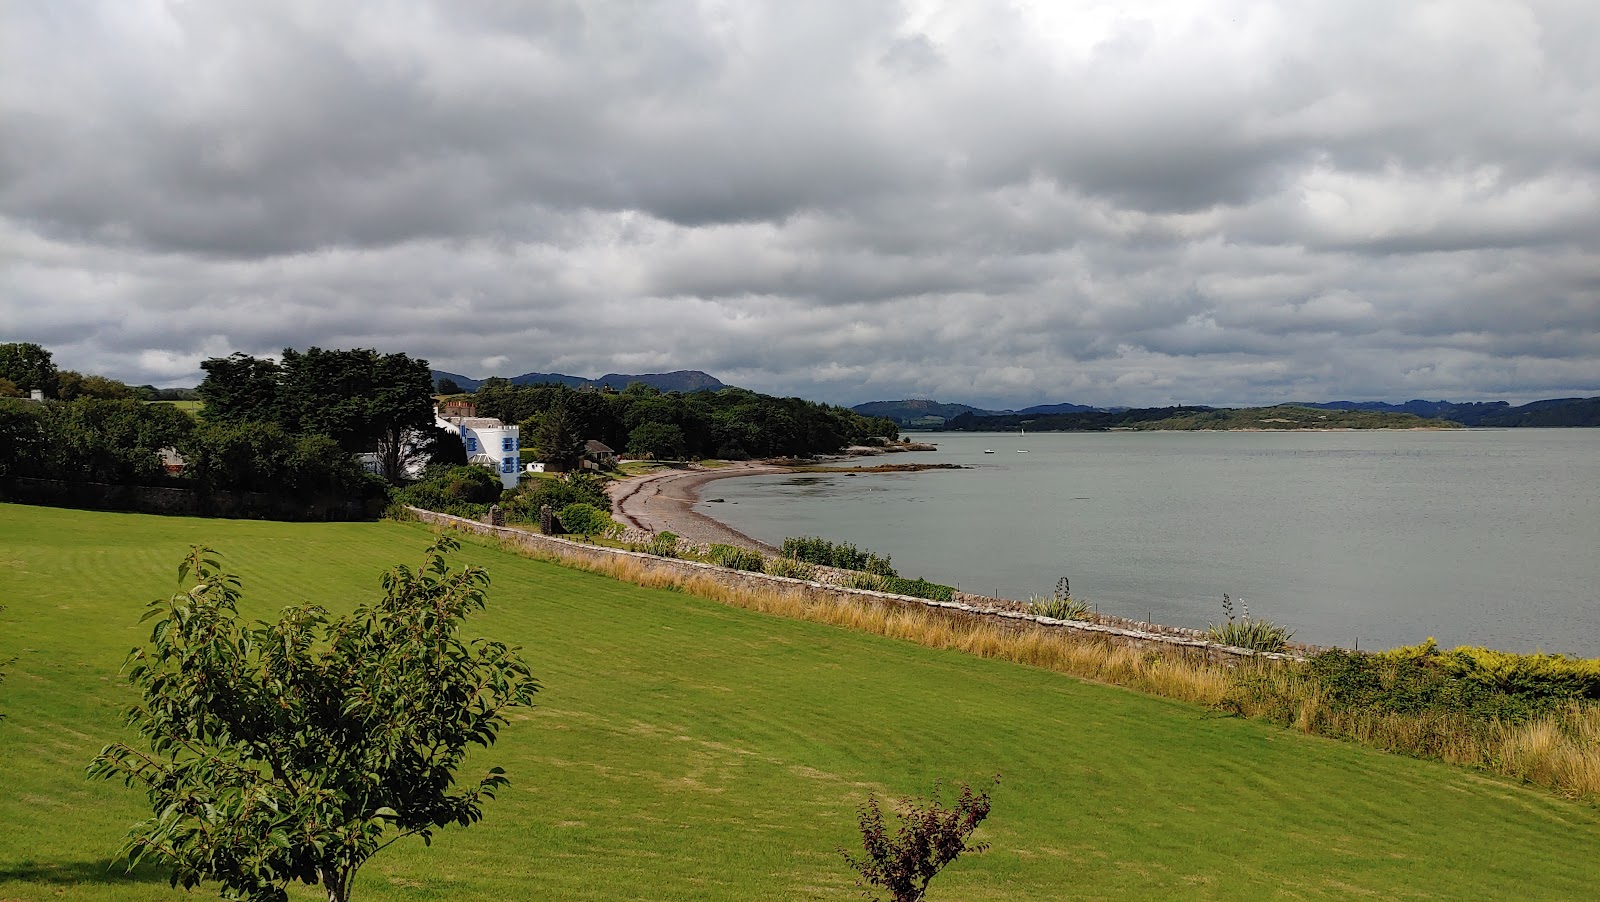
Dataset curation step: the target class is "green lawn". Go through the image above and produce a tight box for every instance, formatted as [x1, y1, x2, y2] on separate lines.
[2, 503, 1599, 900]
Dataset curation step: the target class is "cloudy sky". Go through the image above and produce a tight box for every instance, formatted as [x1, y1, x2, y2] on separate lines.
[3, 0, 1598, 408]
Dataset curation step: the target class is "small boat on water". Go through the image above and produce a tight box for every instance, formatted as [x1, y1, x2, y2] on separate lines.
[983, 449, 994, 454]
[1017, 426, 1029, 452]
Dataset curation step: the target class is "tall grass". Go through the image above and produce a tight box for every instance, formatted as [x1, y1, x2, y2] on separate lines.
[451, 524, 1600, 802]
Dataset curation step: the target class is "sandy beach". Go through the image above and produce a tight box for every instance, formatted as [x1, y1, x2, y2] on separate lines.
[608, 463, 791, 553]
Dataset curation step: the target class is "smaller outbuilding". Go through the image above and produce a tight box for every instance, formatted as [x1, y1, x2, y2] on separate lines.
[582, 439, 618, 470]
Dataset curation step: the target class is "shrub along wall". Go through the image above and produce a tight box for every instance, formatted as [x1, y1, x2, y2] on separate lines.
[408, 507, 1295, 664]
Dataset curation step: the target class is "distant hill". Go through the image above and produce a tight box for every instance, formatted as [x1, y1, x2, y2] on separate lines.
[433, 369, 726, 394]
[1296, 397, 1600, 427]
[947, 404, 1454, 432]
[850, 399, 1002, 424]
[851, 398, 1114, 426]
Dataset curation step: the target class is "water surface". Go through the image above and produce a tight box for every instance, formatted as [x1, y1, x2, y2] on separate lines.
[697, 430, 1600, 654]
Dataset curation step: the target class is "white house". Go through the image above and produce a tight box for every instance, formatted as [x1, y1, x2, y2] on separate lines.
[443, 416, 521, 489]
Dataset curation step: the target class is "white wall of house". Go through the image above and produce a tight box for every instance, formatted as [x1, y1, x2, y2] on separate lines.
[453, 419, 522, 489]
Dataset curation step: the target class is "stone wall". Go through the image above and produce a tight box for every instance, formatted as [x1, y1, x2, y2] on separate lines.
[409, 507, 1299, 663]
[1, 477, 376, 521]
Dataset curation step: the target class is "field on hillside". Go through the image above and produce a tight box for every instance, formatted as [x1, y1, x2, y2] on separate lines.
[3, 504, 1600, 900]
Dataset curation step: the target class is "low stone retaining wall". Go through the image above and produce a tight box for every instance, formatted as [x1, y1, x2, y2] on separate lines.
[409, 507, 1298, 663]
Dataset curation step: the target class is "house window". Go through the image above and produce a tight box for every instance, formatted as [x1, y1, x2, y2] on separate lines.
[502, 457, 516, 474]
[502, 437, 514, 452]
[465, 436, 477, 453]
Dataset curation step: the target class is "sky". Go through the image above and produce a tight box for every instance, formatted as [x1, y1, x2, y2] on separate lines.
[2, 1, 1598, 409]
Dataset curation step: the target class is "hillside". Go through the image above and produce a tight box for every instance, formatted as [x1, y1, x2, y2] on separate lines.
[433, 369, 726, 394]
[850, 399, 1107, 426]
[1297, 396, 1600, 427]
[5, 505, 1599, 898]
[948, 404, 1452, 431]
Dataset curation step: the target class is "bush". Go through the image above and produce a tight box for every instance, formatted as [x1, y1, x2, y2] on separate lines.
[503, 473, 610, 522]
[556, 503, 616, 538]
[1206, 594, 1293, 653]
[1380, 639, 1600, 702]
[840, 780, 995, 902]
[765, 557, 817, 581]
[780, 536, 897, 576]
[394, 465, 502, 519]
[879, 576, 956, 603]
[706, 544, 766, 572]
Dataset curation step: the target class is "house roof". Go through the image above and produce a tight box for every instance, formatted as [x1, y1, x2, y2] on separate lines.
[450, 417, 507, 429]
[584, 440, 615, 453]
[467, 453, 499, 466]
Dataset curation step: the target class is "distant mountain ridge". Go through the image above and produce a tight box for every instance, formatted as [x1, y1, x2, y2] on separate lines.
[851, 398, 1108, 425]
[433, 369, 726, 394]
[855, 396, 1600, 428]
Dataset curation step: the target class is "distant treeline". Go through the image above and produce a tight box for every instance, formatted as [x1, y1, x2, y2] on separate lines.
[947, 404, 1453, 432]
[472, 379, 898, 461]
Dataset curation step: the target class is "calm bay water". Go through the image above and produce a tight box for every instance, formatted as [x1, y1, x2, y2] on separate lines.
[697, 430, 1600, 655]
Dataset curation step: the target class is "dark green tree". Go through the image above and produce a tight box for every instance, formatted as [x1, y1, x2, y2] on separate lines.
[0, 399, 48, 477]
[39, 399, 193, 485]
[435, 377, 463, 396]
[279, 348, 436, 482]
[0, 342, 59, 397]
[198, 353, 284, 423]
[626, 421, 686, 460]
[527, 401, 585, 469]
[90, 538, 540, 902]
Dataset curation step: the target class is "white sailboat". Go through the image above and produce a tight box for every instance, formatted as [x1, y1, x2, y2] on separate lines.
[1017, 425, 1029, 452]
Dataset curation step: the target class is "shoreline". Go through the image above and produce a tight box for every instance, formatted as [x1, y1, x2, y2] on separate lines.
[607, 463, 791, 554]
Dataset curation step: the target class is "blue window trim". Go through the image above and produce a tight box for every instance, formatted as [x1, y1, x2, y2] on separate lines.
[501, 457, 516, 474]
[502, 437, 514, 452]
[465, 436, 477, 453]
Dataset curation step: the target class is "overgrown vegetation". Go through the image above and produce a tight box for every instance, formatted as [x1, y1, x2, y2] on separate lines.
[764, 556, 818, 580]
[781, 536, 897, 576]
[1207, 593, 1294, 652]
[706, 543, 765, 572]
[847, 572, 958, 603]
[88, 539, 539, 902]
[841, 780, 996, 902]
[393, 465, 503, 519]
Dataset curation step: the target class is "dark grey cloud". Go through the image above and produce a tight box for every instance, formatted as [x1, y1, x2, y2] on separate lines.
[2, 0, 1598, 408]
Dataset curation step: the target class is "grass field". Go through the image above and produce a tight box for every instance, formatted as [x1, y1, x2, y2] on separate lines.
[3, 504, 1600, 900]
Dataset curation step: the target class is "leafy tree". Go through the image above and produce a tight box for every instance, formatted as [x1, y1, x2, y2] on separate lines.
[626, 421, 686, 460]
[90, 538, 540, 902]
[0, 398, 48, 477]
[435, 377, 463, 396]
[0, 341, 59, 397]
[198, 353, 284, 423]
[57, 370, 139, 400]
[39, 398, 193, 485]
[841, 780, 996, 902]
[180, 421, 376, 500]
[0, 377, 21, 398]
[277, 348, 437, 482]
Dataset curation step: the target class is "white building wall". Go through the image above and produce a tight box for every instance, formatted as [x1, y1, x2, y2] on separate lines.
[457, 421, 522, 489]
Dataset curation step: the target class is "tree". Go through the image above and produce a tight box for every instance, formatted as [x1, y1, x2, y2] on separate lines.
[57, 370, 139, 401]
[526, 401, 585, 469]
[841, 780, 996, 902]
[39, 398, 193, 485]
[0, 377, 21, 398]
[626, 421, 686, 460]
[0, 342, 58, 397]
[278, 348, 436, 482]
[198, 353, 283, 423]
[435, 377, 463, 396]
[0, 399, 47, 477]
[90, 538, 540, 902]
